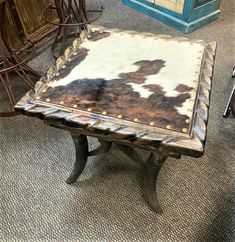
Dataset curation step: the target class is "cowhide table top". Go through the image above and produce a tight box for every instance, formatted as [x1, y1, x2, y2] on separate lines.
[15, 25, 216, 157]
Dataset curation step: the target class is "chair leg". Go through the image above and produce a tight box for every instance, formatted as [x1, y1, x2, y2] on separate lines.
[223, 85, 235, 118]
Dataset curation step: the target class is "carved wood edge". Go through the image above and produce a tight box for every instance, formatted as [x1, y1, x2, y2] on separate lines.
[191, 42, 217, 148]
[14, 25, 217, 158]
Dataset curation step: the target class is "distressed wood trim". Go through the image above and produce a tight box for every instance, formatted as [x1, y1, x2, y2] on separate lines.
[191, 42, 217, 147]
[15, 92, 203, 157]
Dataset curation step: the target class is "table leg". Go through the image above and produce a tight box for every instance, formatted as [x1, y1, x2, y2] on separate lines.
[115, 143, 167, 213]
[143, 153, 167, 213]
[66, 132, 89, 184]
[66, 135, 166, 212]
[115, 143, 144, 168]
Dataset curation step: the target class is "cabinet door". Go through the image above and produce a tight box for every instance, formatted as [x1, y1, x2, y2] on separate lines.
[147, 0, 186, 14]
[13, 0, 57, 37]
[195, 0, 213, 7]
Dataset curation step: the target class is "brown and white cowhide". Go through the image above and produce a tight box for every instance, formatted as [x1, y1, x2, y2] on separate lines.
[41, 27, 205, 133]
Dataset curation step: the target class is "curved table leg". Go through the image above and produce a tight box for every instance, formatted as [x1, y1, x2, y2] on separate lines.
[89, 139, 112, 156]
[115, 143, 144, 168]
[115, 143, 167, 213]
[143, 153, 167, 213]
[66, 133, 89, 184]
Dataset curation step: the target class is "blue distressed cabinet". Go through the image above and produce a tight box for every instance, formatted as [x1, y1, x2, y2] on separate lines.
[122, 0, 221, 33]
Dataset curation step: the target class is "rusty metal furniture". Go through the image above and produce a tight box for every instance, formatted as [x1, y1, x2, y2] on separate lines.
[15, 25, 217, 213]
[42, 0, 102, 58]
[0, 0, 41, 117]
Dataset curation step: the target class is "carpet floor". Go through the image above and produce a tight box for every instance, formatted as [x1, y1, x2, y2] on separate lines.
[1, 0, 235, 241]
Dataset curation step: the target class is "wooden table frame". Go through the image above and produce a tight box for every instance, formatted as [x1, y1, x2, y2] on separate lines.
[15, 25, 216, 213]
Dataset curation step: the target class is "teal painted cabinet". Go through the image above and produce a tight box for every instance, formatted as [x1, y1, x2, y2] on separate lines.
[122, 0, 221, 33]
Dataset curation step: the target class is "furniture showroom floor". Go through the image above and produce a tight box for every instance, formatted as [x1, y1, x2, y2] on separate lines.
[1, 0, 234, 241]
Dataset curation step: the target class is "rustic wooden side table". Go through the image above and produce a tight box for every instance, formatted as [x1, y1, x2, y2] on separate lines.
[15, 25, 216, 213]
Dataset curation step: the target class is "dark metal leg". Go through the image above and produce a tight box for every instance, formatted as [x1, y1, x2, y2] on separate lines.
[143, 153, 167, 213]
[223, 85, 235, 118]
[66, 132, 89, 184]
[223, 66, 235, 118]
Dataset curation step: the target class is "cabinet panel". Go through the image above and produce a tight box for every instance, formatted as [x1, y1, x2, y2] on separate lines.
[147, 0, 185, 14]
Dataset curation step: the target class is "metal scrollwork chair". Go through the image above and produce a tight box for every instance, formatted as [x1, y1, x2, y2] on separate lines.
[0, 0, 41, 117]
[42, 0, 103, 58]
